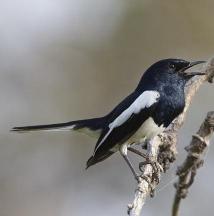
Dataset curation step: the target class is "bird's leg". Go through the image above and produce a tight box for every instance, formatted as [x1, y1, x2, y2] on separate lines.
[128, 147, 147, 158]
[120, 144, 140, 182]
[138, 139, 163, 183]
[128, 146, 161, 180]
[128, 146, 161, 174]
[128, 146, 161, 182]
[127, 146, 159, 190]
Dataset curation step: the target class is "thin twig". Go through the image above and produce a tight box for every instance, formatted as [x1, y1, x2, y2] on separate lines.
[172, 111, 214, 216]
[128, 57, 214, 216]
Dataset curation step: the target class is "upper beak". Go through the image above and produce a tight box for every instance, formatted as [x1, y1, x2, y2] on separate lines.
[181, 61, 206, 76]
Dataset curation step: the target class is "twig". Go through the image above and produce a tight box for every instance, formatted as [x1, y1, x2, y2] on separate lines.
[172, 111, 214, 216]
[128, 57, 214, 216]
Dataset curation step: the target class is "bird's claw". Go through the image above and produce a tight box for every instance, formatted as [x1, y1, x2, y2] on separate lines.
[139, 158, 162, 173]
[139, 158, 163, 184]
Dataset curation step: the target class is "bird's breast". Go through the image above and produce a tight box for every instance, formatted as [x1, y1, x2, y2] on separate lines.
[152, 85, 185, 127]
[109, 117, 164, 152]
[127, 117, 165, 144]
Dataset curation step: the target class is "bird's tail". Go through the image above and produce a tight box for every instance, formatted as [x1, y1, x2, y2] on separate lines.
[11, 117, 105, 137]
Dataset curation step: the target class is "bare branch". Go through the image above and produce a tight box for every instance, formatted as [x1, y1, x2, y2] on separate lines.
[128, 57, 214, 216]
[172, 111, 214, 216]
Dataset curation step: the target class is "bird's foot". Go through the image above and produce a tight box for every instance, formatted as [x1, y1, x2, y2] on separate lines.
[139, 157, 163, 184]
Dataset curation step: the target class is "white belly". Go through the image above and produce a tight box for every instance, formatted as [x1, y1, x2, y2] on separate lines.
[110, 117, 165, 152]
[127, 117, 165, 144]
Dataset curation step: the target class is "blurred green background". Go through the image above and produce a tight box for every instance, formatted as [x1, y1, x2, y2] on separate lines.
[1, 0, 214, 215]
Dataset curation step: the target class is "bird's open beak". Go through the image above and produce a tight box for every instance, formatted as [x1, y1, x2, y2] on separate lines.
[181, 61, 206, 76]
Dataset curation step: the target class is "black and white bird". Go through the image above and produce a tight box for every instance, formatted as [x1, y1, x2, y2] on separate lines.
[12, 58, 205, 180]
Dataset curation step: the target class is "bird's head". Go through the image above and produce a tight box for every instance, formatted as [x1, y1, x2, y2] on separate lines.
[150, 58, 206, 79]
[136, 58, 206, 91]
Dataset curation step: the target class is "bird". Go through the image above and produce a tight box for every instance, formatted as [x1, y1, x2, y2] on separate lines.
[12, 58, 205, 181]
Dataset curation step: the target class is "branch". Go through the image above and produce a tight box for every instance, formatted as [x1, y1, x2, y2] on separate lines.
[172, 111, 214, 216]
[128, 57, 214, 216]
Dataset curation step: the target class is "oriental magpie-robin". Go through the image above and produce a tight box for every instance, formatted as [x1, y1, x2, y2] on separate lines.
[12, 59, 206, 181]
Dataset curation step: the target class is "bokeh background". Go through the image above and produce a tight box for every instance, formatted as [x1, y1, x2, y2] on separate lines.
[1, 0, 214, 215]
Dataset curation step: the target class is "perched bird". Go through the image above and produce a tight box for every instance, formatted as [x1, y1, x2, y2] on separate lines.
[12, 59, 205, 181]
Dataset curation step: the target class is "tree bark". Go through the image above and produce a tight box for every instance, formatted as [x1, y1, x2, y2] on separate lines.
[172, 111, 214, 216]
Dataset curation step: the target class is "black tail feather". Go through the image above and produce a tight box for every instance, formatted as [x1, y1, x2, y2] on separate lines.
[11, 117, 106, 133]
[11, 121, 77, 132]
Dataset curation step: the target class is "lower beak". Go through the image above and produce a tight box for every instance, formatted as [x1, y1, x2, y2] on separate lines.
[182, 61, 206, 76]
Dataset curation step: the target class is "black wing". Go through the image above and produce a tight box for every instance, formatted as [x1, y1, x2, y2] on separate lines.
[87, 90, 160, 168]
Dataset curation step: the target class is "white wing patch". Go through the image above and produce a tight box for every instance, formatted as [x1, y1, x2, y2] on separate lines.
[94, 90, 160, 154]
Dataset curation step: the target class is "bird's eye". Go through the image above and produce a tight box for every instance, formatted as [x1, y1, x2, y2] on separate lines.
[169, 64, 175, 69]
